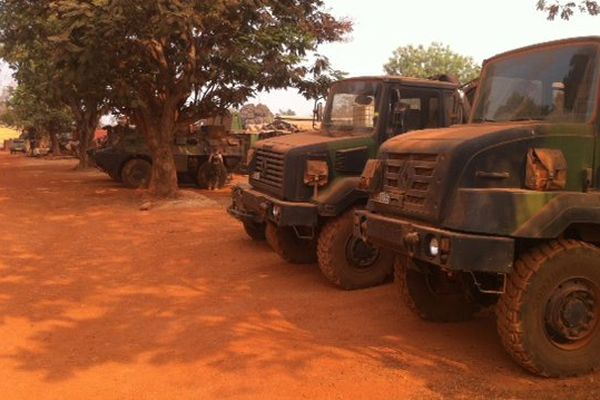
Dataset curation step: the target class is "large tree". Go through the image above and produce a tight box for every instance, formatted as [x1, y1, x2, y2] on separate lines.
[0, 0, 112, 168]
[6, 83, 73, 155]
[384, 42, 480, 84]
[537, 0, 599, 19]
[51, 0, 351, 198]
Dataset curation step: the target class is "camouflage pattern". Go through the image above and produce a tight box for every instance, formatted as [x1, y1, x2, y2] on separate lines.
[355, 37, 600, 377]
[229, 76, 466, 229]
[356, 37, 600, 273]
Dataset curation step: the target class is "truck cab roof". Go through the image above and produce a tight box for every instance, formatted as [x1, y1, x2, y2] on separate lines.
[337, 76, 459, 90]
[484, 36, 600, 66]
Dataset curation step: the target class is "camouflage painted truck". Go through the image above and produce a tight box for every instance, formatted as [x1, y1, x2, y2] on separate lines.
[355, 37, 600, 377]
[229, 76, 469, 289]
[91, 125, 244, 189]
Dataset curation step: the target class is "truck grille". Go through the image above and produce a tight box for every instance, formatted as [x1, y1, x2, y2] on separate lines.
[383, 153, 440, 216]
[251, 148, 285, 190]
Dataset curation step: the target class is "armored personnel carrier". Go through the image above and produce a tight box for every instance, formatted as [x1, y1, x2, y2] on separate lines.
[91, 125, 244, 189]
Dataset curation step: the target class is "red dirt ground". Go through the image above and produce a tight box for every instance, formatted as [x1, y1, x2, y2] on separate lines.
[0, 151, 599, 400]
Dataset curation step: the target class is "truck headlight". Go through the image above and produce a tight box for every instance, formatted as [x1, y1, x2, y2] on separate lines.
[271, 205, 282, 219]
[428, 236, 440, 257]
[304, 160, 329, 187]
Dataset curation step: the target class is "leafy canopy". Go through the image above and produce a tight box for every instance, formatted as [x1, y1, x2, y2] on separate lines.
[384, 42, 480, 84]
[51, 0, 351, 125]
[537, 1, 599, 20]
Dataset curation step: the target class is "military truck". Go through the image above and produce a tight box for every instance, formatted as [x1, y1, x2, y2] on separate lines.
[355, 37, 600, 377]
[229, 76, 470, 290]
[91, 125, 244, 189]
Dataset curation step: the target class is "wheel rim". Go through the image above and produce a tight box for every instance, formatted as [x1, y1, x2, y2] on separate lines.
[130, 165, 149, 185]
[544, 277, 599, 350]
[345, 234, 380, 269]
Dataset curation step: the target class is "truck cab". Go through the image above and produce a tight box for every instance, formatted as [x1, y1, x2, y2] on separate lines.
[356, 37, 600, 377]
[229, 76, 468, 290]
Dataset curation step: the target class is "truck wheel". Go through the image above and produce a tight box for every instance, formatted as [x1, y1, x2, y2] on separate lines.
[196, 162, 210, 189]
[121, 159, 151, 188]
[497, 240, 600, 377]
[265, 222, 317, 264]
[395, 256, 480, 322]
[243, 221, 266, 241]
[317, 209, 394, 290]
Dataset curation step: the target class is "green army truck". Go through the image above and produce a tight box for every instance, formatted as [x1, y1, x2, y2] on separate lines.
[229, 76, 470, 290]
[355, 37, 600, 376]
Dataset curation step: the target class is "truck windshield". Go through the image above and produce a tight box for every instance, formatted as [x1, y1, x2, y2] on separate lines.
[323, 80, 382, 136]
[473, 44, 599, 123]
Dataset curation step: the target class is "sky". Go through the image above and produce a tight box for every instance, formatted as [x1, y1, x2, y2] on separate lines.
[251, 0, 600, 116]
[1, 1, 598, 117]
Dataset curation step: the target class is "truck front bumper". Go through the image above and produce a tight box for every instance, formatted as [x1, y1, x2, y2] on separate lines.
[355, 211, 515, 273]
[228, 184, 318, 227]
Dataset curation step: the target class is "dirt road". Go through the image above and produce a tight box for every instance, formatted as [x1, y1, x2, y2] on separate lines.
[0, 152, 598, 399]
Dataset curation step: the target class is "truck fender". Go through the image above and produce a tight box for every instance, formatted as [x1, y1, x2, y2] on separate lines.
[315, 177, 368, 217]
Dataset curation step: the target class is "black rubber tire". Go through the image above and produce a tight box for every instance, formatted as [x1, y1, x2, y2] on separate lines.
[265, 222, 317, 264]
[243, 221, 266, 241]
[395, 256, 481, 322]
[317, 209, 394, 290]
[197, 161, 227, 190]
[497, 240, 600, 377]
[121, 158, 151, 189]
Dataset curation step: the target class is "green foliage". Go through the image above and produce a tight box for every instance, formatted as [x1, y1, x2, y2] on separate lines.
[6, 84, 73, 134]
[47, 0, 351, 196]
[537, 1, 599, 20]
[49, 0, 351, 120]
[0, 0, 350, 193]
[384, 42, 480, 84]
[0, 0, 113, 166]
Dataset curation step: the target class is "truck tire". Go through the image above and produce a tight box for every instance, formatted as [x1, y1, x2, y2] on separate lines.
[395, 256, 480, 322]
[497, 240, 600, 377]
[121, 158, 151, 189]
[243, 221, 266, 241]
[265, 222, 317, 264]
[317, 209, 394, 290]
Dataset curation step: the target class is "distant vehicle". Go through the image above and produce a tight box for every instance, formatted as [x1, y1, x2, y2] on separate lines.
[9, 139, 27, 154]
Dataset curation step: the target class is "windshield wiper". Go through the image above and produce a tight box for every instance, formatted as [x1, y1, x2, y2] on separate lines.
[473, 118, 497, 123]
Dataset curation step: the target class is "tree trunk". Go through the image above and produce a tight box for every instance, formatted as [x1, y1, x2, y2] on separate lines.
[76, 110, 100, 169]
[148, 131, 178, 198]
[49, 130, 61, 156]
[134, 103, 179, 199]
